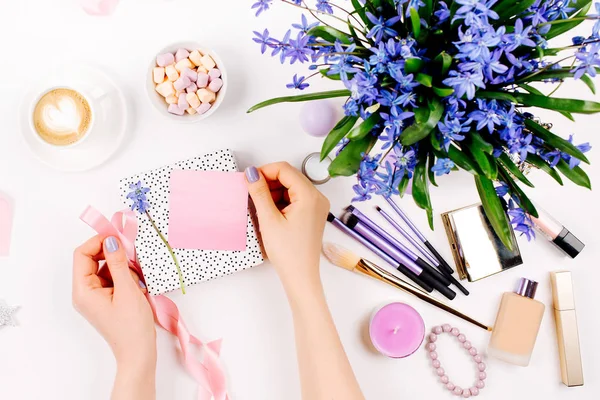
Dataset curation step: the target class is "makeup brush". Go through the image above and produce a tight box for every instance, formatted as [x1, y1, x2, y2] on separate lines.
[323, 242, 492, 332]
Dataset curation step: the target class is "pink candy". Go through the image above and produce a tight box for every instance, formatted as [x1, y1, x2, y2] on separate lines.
[208, 78, 223, 93]
[175, 48, 190, 62]
[181, 67, 198, 82]
[187, 82, 198, 93]
[196, 103, 212, 115]
[196, 73, 209, 88]
[208, 68, 221, 80]
[168, 104, 185, 116]
[157, 53, 175, 67]
[174, 76, 191, 91]
[178, 93, 189, 110]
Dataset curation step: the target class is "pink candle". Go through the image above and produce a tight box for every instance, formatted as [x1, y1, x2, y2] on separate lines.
[369, 303, 425, 358]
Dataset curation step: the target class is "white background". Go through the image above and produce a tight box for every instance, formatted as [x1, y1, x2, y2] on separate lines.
[1, 0, 599, 399]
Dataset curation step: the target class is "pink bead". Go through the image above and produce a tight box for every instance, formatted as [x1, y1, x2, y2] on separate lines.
[442, 324, 452, 332]
[462, 389, 471, 398]
[440, 375, 449, 384]
[446, 382, 455, 391]
[167, 104, 184, 116]
[477, 363, 486, 372]
[453, 386, 463, 396]
[478, 372, 486, 380]
[197, 73, 209, 88]
[470, 387, 480, 397]
[196, 102, 212, 115]
[427, 343, 436, 351]
[208, 68, 221, 80]
[429, 333, 438, 342]
[187, 83, 198, 93]
[174, 76, 191, 91]
[457, 334, 466, 343]
[156, 53, 175, 67]
[432, 359, 441, 368]
[476, 380, 485, 389]
[175, 48, 190, 62]
[469, 347, 478, 356]
[429, 351, 438, 360]
[432, 326, 443, 334]
[463, 341, 472, 350]
[451, 328, 460, 336]
[208, 78, 223, 93]
[436, 368, 445, 377]
[473, 354, 483, 363]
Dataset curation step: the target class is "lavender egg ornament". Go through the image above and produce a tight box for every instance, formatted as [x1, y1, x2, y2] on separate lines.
[299, 100, 338, 137]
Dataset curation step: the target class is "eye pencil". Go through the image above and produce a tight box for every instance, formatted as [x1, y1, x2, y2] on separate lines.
[385, 197, 455, 276]
[322, 242, 491, 332]
[344, 206, 452, 288]
[375, 206, 470, 296]
[341, 213, 457, 301]
[327, 213, 433, 293]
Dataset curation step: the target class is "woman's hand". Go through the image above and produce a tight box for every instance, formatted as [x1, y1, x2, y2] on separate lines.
[245, 162, 330, 295]
[72, 235, 156, 399]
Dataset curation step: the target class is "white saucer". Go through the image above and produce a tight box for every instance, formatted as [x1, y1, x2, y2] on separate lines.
[20, 65, 128, 172]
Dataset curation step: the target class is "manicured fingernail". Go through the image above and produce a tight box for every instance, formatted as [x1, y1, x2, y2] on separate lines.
[245, 166, 260, 183]
[138, 279, 147, 289]
[105, 236, 119, 253]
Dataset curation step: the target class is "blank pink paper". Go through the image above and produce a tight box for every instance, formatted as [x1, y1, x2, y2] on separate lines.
[168, 170, 248, 251]
[0, 195, 13, 256]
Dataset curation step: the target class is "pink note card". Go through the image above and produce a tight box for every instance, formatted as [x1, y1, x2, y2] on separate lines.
[0, 195, 13, 256]
[168, 170, 248, 251]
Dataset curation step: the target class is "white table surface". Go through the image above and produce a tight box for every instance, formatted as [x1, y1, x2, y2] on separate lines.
[1, 1, 599, 399]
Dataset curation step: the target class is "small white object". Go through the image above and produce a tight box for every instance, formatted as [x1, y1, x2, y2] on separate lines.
[175, 58, 194, 72]
[175, 48, 190, 62]
[153, 67, 165, 84]
[174, 76, 191, 91]
[197, 88, 215, 104]
[186, 82, 198, 93]
[165, 95, 178, 104]
[189, 50, 203, 66]
[168, 104, 185, 115]
[155, 81, 175, 97]
[186, 92, 201, 109]
[200, 54, 216, 69]
[0, 299, 18, 328]
[186, 108, 197, 115]
[178, 93, 189, 110]
[165, 65, 179, 81]
[302, 152, 332, 185]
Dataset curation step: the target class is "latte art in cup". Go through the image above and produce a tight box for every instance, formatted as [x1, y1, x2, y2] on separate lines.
[33, 88, 93, 146]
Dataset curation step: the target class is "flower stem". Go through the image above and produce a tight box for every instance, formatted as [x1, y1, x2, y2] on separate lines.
[145, 211, 186, 294]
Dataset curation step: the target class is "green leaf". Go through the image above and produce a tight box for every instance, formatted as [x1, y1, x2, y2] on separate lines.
[475, 175, 515, 251]
[444, 145, 480, 174]
[555, 160, 592, 189]
[347, 113, 382, 140]
[524, 119, 590, 164]
[477, 91, 518, 103]
[432, 86, 454, 97]
[398, 175, 410, 197]
[518, 84, 575, 121]
[416, 73, 433, 87]
[514, 92, 600, 114]
[320, 69, 343, 81]
[526, 154, 564, 185]
[465, 136, 496, 179]
[410, 7, 421, 38]
[247, 90, 351, 113]
[307, 26, 352, 44]
[412, 155, 434, 229]
[420, 0, 433, 22]
[328, 135, 377, 177]
[497, 152, 534, 188]
[351, 0, 370, 26]
[493, 0, 536, 21]
[498, 167, 539, 218]
[545, 1, 593, 40]
[400, 97, 444, 145]
[430, 129, 442, 151]
[428, 152, 438, 187]
[320, 116, 359, 160]
[516, 69, 596, 94]
[434, 52, 453, 76]
[470, 132, 494, 154]
[405, 58, 425, 73]
[347, 22, 364, 47]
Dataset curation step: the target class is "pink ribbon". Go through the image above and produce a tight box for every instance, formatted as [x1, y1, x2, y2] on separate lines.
[80, 206, 229, 400]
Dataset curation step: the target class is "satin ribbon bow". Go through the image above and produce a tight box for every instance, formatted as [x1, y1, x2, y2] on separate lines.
[80, 206, 229, 400]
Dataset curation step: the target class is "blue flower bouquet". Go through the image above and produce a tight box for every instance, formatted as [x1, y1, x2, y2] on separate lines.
[248, 0, 598, 249]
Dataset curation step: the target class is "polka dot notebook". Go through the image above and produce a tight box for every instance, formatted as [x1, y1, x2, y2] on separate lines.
[119, 149, 264, 296]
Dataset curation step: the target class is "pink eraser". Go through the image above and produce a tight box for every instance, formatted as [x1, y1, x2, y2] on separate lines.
[196, 102, 212, 115]
[186, 82, 198, 93]
[178, 93, 189, 110]
[174, 76, 191, 91]
[208, 78, 223, 93]
[157, 53, 175, 67]
[197, 73, 209, 88]
[208, 68, 221, 80]
[0, 195, 12, 256]
[175, 48, 190, 62]
[168, 103, 185, 116]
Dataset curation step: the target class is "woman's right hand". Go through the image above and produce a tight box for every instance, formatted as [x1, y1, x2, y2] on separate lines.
[244, 162, 330, 294]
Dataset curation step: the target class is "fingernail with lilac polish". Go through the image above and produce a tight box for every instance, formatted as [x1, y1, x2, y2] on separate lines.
[105, 236, 119, 253]
[138, 279, 147, 289]
[245, 166, 260, 183]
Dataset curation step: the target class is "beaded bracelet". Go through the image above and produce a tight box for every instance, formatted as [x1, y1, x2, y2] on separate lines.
[426, 324, 487, 398]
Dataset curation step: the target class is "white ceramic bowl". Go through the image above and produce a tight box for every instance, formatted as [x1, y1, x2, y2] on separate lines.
[146, 41, 227, 122]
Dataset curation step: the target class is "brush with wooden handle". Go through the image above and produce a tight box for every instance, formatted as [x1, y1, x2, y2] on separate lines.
[323, 242, 492, 332]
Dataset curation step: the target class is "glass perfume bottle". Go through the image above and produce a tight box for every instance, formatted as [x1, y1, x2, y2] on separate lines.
[488, 278, 545, 366]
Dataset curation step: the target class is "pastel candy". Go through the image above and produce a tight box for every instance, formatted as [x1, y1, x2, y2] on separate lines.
[175, 58, 194, 72]
[186, 82, 198, 93]
[174, 76, 191, 91]
[181, 67, 198, 82]
[200, 54, 216, 70]
[155, 81, 175, 97]
[189, 50, 203, 66]
[197, 88, 216, 103]
[197, 65, 209, 74]
[165, 95, 178, 104]
[165, 65, 179, 81]
[196, 102, 212, 115]
[196, 73, 209, 88]
[168, 104, 185, 116]
[186, 92, 201, 108]
[208, 68, 221, 80]
[178, 93, 189, 110]
[175, 48, 190, 62]
[186, 108, 197, 115]
[208, 78, 223, 93]
[157, 53, 175, 67]
[153, 67, 165, 84]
